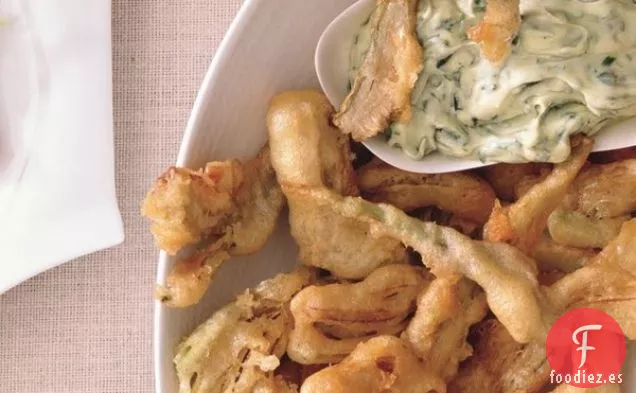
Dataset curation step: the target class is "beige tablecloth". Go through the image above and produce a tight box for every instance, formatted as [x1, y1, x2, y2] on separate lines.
[0, 1, 242, 391]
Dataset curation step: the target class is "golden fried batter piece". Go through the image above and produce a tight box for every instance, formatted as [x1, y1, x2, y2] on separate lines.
[287, 264, 429, 365]
[157, 240, 232, 307]
[547, 219, 636, 338]
[358, 159, 496, 225]
[517, 159, 636, 218]
[300, 336, 446, 393]
[142, 160, 243, 255]
[552, 263, 636, 338]
[478, 162, 551, 202]
[229, 148, 288, 255]
[451, 293, 629, 393]
[173, 267, 316, 393]
[538, 270, 567, 286]
[547, 209, 629, 249]
[447, 319, 548, 393]
[450, 319, 624, 393]
[483, 137, 593, 253]
[450, 220, 636, 393]
[467, 0, 520, 64]
[275, 357, 327, 388]
[267, 91, 357, 196]
[333, 0, 423, 141]
[533, 234, 596, 273]
[561, 159, 636, 219]
[414, 207, 481, 237]
[402, 276, 487, 381]
[146, 147, 286, 307]
[511, 157, 636, 251]
[298, 187, 555, 344]
[267, 90, 406, 279]
[588, 219, 636, 281]
[512, 171, 549, 200]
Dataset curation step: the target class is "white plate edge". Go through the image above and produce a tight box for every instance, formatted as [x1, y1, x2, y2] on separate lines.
[152, 1, 262, 392]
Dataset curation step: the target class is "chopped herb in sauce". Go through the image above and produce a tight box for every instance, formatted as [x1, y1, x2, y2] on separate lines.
[598, 71, 617, 85]
[473, 0, 486, 13]
[440, 19, 457, 31]
[350, 0, 636, 163]
[602, 56, 616, 66]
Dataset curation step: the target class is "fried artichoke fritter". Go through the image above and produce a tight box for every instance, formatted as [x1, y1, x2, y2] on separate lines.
[229, 148, 288, 255]
[553, 263, 636, 338]
[414, 207, 481, 237]
[145, 147, 285, 307]
[478, 162, 550, 202]
[299, 336, 446, 393]
[483, 137, 593, 253]
[402, 276, 487, 381]
[510, 155, 636, 252]
[267, 90, 406, 279]
[275, 357, 327, 389]
[287, 264, 429, 365]
[142, 160, 243, 255]
[157, 240, 232, 307]
[467, 0, 520, 63]
[357, 159, 496, 225]
[173, 267, 316, 393]
[296, 186, 555, 344]
[447, 319, 548, 393]
[561, 158, 636, 219]
[547, 209, 629, 249]
[516, 159, 636, 218]
[547, 219, 636, 338]
[449, 219, 636, 393]
[333, 0, 423, 141]
[533, 234, 596, 273]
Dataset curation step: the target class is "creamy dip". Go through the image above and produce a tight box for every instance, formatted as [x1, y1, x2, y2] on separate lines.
[351, 0, 636, 162]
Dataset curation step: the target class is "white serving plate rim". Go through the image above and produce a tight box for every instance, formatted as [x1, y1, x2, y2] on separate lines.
[152, 1, 259, 391]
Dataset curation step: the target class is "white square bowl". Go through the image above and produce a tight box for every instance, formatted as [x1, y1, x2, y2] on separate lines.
[153, 1, 636, 392]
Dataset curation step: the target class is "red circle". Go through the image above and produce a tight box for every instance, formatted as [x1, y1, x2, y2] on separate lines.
[546, 308, 626, 388]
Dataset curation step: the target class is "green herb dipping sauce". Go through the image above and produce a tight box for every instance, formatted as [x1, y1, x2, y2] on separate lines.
[351, 0, 636, 162]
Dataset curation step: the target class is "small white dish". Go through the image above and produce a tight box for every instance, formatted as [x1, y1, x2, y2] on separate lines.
[0, 0, 123, 293]
[154, 1, 635, 392]
[315, 0, 636, 174]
